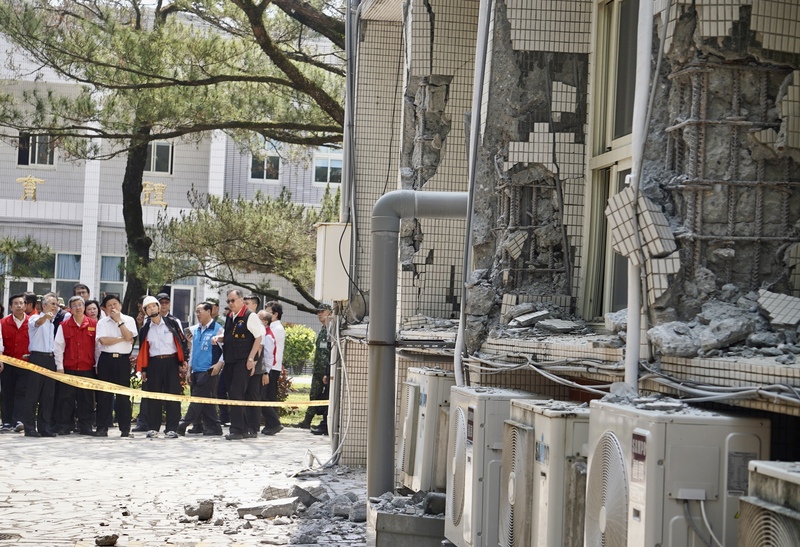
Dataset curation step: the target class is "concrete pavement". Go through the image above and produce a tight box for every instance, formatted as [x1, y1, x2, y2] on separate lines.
[0, 427, 367, 546]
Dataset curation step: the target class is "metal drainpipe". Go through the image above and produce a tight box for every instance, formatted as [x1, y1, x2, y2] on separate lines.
[453, 0, 492, 388]
[368, 190, 469, 497]
[625, 0, 654, 392]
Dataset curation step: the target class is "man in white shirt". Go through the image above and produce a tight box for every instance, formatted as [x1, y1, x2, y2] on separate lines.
[95, 294, 137, 437]
[261, 301, 285, 435]
[22, 292, 59, 437]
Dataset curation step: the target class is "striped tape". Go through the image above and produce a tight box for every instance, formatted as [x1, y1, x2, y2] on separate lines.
[0, 355, 327, 408]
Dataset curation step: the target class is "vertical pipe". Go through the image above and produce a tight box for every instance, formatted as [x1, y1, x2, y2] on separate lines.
[368, 190, 468, 497]
[453, 0, 492, 387]
[625, 0, 654, 391]
[368, 230, 401, 496]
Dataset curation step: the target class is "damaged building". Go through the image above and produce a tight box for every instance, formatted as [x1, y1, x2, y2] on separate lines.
[333, 0, 800, 544]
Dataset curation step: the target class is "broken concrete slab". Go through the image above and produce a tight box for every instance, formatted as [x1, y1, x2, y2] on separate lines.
[537, 319, 580, 333]
[501, 302, 536, 325]
[290, 485, 321, 508]
[261, 486, 291, 501]
[509, 310, 550, 327]
[758, 289, 800, 327]
[260, 497, 300, 519]
[237, 504, 267, 518]
[330, 494, 354, 518]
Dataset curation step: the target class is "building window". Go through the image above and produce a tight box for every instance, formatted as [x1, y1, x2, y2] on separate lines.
[583, 0, 639, 318]
[145, 141, 173, 174]
[17, 133, 56, 166]
[251, 154, 280, 181]
[100, 256, 126, 298]
[314, 149, 342, 185]
[593, 0, 639, 154]
[54, 253, 81, 298]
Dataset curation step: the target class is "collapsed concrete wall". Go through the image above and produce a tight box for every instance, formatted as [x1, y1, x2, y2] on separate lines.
[464, 0, 591, 351]
[642, 2, 800, 326]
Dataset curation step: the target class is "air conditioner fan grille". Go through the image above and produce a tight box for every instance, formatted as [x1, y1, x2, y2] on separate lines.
[585, 431, 628, 547]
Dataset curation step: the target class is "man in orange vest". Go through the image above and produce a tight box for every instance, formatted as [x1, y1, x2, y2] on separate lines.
[136, 296, 188, 439]
[54, 296, 97, 436]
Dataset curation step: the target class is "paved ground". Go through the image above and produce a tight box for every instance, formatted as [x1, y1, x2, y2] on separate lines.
[0, 427, 367, 546]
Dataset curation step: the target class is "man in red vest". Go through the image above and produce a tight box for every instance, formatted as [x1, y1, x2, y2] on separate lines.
[54, 296, 97, 436]
[0, 293, 30, 432]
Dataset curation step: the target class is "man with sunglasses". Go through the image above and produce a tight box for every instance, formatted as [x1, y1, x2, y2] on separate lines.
[214, 289, 264, 440]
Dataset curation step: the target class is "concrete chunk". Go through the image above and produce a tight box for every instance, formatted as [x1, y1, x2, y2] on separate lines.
[236, 503, 267, 518]
[349, 501, 367, 522]
[261, 486, 291, 501]
[537, 319, 580, 333]
[698, 317, 755, 351]
[290, 485, 320, 508]
[509, 310, 550, 327]
[758, 289, 800, 327]
[184, 499, 214, 521]
[260, 497, 300, 518]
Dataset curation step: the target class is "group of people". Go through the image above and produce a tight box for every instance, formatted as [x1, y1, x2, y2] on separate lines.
[0, 284, 134, 437]
[0, 285, 333, 441]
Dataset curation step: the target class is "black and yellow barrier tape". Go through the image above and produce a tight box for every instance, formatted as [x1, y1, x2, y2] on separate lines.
[0, 355, 327, 408]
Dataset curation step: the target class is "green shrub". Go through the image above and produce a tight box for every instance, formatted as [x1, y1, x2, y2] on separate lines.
[283, 323, 315, 374]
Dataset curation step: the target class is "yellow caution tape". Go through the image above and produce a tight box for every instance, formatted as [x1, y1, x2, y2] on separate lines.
[0, 355, 327, 408]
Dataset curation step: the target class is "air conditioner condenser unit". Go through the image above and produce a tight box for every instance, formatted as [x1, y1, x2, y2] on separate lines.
[738, 460, 800, 547]
[585, 399, 770, 547]
[397, 367, 455, 492]
[499, 399, 590, 547]
[446, 386, 545, 547]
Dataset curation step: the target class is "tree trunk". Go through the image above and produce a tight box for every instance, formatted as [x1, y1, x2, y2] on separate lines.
[121, 127, 152, 317]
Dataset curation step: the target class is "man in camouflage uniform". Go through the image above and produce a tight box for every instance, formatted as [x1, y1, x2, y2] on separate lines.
[301, 304, 332, 435]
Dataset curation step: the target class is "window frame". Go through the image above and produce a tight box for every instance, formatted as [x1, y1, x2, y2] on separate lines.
[592, 0, 638, 158]
[17, 133, 57, 169]
[312, 149, 343, 187]
[99, 255, 126, 299]
[583, 0, 639, 319]
[144, 141, 174, 176]
[250, 152, 281, 184]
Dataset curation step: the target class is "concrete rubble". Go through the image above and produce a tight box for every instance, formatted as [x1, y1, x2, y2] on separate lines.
[647, 294, 800, 360]
[0, 429, 367, 546]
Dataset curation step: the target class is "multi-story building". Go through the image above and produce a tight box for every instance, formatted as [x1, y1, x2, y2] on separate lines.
[337, 0, 800, 473]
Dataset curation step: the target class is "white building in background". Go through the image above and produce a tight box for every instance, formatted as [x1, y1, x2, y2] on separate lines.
[0, 32, 340, 327]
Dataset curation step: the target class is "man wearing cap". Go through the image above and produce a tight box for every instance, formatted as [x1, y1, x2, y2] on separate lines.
[54, 296, 97, 436]
[136, 295, 188, 439]
[157, 292, 183, 332]
[214, 289, 264, 440]
[302, 304, 333, 435]
[177, 302, 224, 436]
[205, 297, 224, 327]
[95, 294, 137, 437]
[22, 292, 59, 437]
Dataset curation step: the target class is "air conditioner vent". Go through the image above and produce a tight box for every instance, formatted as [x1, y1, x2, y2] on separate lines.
[739, 496, 800, 547]
[448, 405, 467, 527]
[499, 419, 534, 547]
[585, 431, 628, 547]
